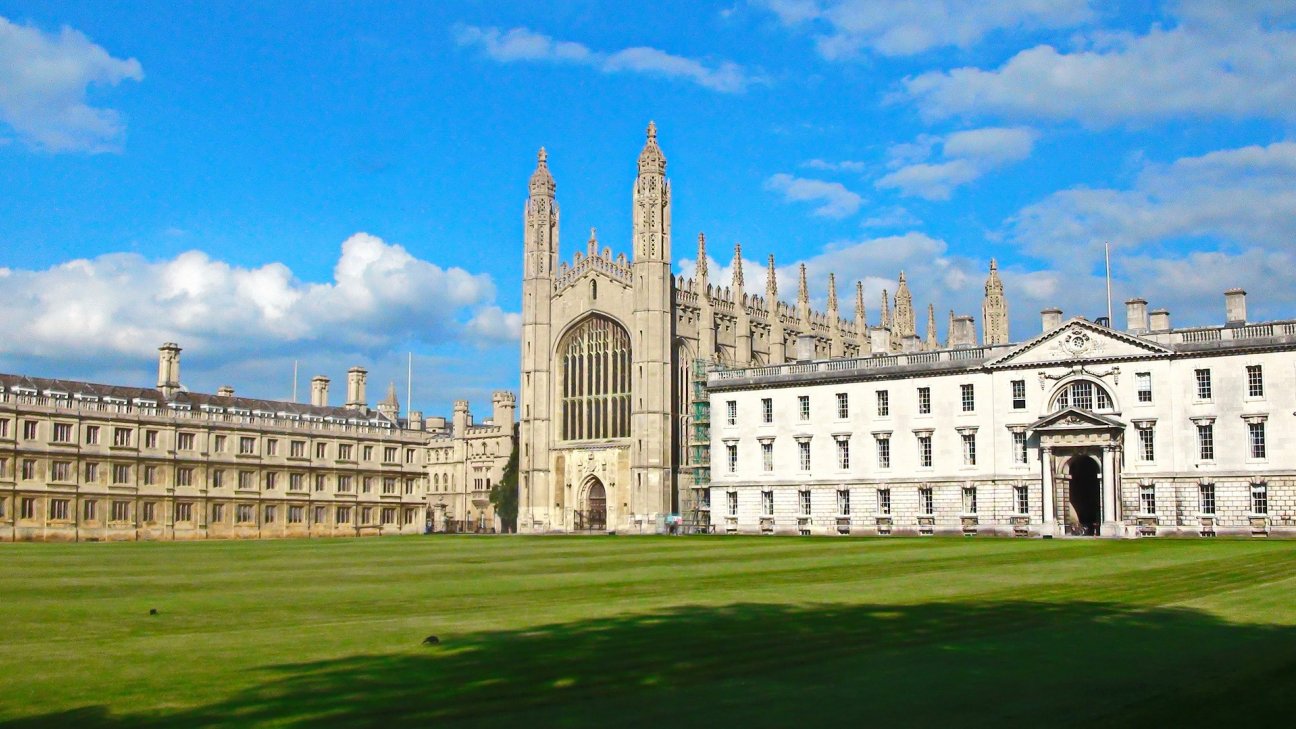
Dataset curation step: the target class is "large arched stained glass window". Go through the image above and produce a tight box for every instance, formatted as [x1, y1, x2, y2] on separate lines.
[1052, 380, 1114, 412]
[559, 315, 632, 440]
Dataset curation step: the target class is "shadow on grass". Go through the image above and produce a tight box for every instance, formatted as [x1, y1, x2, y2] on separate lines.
[8, 600, 1296, 728]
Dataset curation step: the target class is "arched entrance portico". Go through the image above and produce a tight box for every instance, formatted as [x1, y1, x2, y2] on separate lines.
[575, 477, 607, 531]
[1065, 456, 1101, 536]
[1030, 407, 1126, 537]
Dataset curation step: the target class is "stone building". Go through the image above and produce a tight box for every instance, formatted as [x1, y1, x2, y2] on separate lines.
[0, 343, 516, 541]
[518, 123, 1003, 533]
[426, 392, 516, 532]
[0, 344, 428, 541]
[707, 289, 1296, 538]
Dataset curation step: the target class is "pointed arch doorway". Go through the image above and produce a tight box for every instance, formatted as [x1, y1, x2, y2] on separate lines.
[575, 477, 607, 532]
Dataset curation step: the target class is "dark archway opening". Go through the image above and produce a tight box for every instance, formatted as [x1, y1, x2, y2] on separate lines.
[575, 479, 607, 531]
[1067, 456, 1101, 536]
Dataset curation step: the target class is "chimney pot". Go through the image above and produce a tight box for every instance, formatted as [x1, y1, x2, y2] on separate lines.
[1149, 308, 1171, 332]
[1224, 288, 1247, 326]
[1125, 298, 1149, 333]
[1041, 308, 1063, 332]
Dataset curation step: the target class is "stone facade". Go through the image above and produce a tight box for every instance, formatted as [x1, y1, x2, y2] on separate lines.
[426, 393, 516, 533]
[517, 123, 1006, 533]
[707, 290, 1296, 538]
[0, 344, 516, 541]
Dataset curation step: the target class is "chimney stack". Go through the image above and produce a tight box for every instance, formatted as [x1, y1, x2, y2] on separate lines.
[1041, 308, 1063, 332]
[1225, 288, 1247, 326]
[310, 376, 330, 407]
[157, 342, 182, 399]
[950, 315, 976, 348]
[216, 385, 234, 398]
[346, 367, 368, 410]
[1125, 298, 1149, 333]
[795, 333, 816, 362]
[1149, 308, 1171, 332]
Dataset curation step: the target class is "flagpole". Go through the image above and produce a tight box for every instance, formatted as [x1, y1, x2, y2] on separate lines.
[406, 352, 413, 416]
[1105, 242, 1113, 326]
[292, 360, 298, 402]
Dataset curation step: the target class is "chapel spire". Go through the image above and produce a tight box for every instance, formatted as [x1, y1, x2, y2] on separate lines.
[731, 243, 744, 292]
[894, 271, 915, 338]
[766, 255, 778, 298]
[855, 280, 867, 330]
[982, 258, 1009, 345]
[696, 233, 708, 281]
[797, 264, 809, 305]
[827, 272, 839, 313]
[881, 289, 892, 329]
[926, 303, 938, 349]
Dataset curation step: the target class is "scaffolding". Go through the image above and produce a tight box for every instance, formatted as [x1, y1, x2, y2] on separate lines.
[685, 358, 714, 534]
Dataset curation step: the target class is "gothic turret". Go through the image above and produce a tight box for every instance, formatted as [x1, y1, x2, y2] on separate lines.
[630, 120, 675, 518]
[698, 233, 716, 362]
[796, 263, 810, 324]
[982, 258, 1009, 345]
[894, 271, 915, 338]
[378, 381, 400, 422]
[733, 243, 752, 364]
[827, 273, 844, 357]
[767, 254, 785, 363]
[855, 281, 871, 354]
[926, 304, 938, 350]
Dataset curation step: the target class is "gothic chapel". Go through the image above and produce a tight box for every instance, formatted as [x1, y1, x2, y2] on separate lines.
[518, 124, 1007, 533]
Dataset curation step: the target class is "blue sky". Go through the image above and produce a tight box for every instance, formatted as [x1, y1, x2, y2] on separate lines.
[2, 1, 1294, 416]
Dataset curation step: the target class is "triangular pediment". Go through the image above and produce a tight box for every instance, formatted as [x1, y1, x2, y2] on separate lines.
[988, 318, 1172, 368]
[1029, 407, 1125, 432]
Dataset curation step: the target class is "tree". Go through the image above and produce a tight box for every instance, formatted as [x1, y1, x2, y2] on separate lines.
[490, 424, 519, 533]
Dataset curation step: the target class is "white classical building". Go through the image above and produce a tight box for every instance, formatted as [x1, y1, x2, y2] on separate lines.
[706, 291, 1296, 538]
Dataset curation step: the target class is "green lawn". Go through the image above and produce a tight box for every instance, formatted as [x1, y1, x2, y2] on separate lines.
[2, 536, 1295, 727]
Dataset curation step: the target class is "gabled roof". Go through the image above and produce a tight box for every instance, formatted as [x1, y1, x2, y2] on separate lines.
[988, 318, 1173, 368]
[1028, 407, 1125, 432]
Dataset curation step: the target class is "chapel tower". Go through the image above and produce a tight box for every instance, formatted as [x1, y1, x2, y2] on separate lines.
[519, 148, 559, 529]
[630, 121, 678, 515]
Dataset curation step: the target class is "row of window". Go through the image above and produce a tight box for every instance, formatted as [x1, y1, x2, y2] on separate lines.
[721, 485, 1031, 518]
[8, 459, 420, 494]
[7, 498, 419, 526]
[713, 481, 1271, 519]
[4, 420, 418, 463]
[722, 364, 1272, 427]
[1138, 482, 1269, 516]
[1131, 420, 1267, 463]
[724, 429, 1010, 474]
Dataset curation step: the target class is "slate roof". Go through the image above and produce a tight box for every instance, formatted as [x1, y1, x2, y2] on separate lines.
[0, 372, 396, 425]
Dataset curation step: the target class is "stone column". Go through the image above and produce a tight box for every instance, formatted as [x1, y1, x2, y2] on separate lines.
[1041, 446, 1055, 531]
[1101, 445, 1119, 534]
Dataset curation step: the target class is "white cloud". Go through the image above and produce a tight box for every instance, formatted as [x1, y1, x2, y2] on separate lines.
[877, 126, 1037, 199]
[0, 16, 143, 152]
[1009, 141, 1296, 264]
[998, 140, 1296, 329]
[765, 172, 864, 217]
[0, 233, 518, 366]
[861, 205, 922, 229]
[464, 306, 522, 343]
[904, 3, 1296, 126]
[759, 0, 1092, 58]
[802, 158, 868, 173]
[454, 24, 756, 93]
